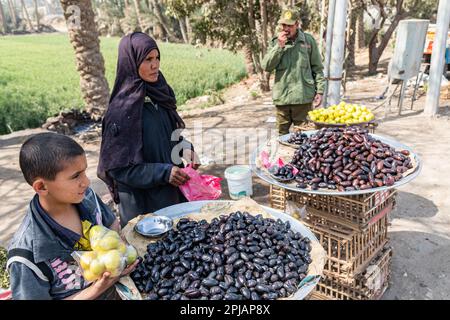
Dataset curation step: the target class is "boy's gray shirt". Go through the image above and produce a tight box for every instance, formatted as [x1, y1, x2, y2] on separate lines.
[7, 188, 117, 300]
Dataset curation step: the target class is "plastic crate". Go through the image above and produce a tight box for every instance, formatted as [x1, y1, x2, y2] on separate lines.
[310, 246, 392, 300]
[269, 185, 397, 231]
[303, 209, 389, 282]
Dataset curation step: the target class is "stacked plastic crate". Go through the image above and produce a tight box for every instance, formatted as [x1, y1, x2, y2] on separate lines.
[269, 185, 395, 300]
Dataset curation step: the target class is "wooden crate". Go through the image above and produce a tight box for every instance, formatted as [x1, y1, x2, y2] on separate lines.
[310, 246, 392, 300]
[269, 185, 396, 231]
[304, 210, 389, 282]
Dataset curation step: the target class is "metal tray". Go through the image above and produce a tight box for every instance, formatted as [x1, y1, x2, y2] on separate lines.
[306, 116, 375, 128]
[251, 131, 422, 196]
[134, 216, 173, 238]
[152, 200, 322, 300]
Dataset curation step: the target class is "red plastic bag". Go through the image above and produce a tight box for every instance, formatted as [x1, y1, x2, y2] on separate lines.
[179, 165, 222, 201]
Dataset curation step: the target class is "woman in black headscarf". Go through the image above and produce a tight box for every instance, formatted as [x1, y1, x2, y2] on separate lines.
[98, 32, 199, 227]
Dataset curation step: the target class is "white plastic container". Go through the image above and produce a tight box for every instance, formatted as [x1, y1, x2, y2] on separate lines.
[224, 165, 253, 199]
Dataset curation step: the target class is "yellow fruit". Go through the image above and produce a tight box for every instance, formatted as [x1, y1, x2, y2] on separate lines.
[100, 250, 123, 273]
[117, 242, 127, 254]
[90, 258, 106, 276]
[125, 245, 138, 265]
[80, 251, 97, 270]
[98, 236, 120, 251]
[83, 270, 98, 282]
[90, 239, 104, 252]
[89, 225, 107, 242]
[104, 230, 121, 239]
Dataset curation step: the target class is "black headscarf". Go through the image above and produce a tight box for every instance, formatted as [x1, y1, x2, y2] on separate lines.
[97, 32, 185, 202]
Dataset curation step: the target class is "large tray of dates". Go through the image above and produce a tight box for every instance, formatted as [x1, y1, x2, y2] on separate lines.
[252, 126, 422, 196]
[123, 198, 326, 300]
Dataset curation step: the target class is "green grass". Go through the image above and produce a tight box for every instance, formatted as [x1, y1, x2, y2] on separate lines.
[0, 247, 8, 289]
[0, 34, 247, 134]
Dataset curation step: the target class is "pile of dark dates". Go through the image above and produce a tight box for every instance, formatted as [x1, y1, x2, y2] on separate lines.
[291, 126, 414, 191]
[268, 164, 296, 181]
[287, 131, 308, 145]
[131, 211, 312, 300]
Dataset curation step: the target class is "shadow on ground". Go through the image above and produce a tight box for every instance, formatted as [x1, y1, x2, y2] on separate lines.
[382, 231, 450, 300]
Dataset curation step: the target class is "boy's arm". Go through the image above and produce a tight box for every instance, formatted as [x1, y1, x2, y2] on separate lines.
[63, 273, 117, 300]
[64, 261, 139, 300]
[10, 262, 52, 300]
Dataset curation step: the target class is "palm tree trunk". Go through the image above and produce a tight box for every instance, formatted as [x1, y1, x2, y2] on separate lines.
[59, 0, 110, 117]
[178, 17, 188, 43]
[346, 1, 357, 69]
[132, 0, 144, 32]
[20, 0, 34, 31]
[151, 0, 177, 41]
[0, 1, 9, 33]
[185, 16, 192, 42]
[7, 0, 17, 28]
[243, 44, 256, 75]
[247, 0, 269, 91]
[259, 0, 268, 56]
[356, 3, 365, 48]
[33, 0, 40, 31]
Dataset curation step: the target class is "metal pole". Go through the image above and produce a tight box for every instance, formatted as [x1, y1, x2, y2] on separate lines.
[319, 0, 327, 55]
[327, 0, 348, 106]
[323, 0, 337, 107]
[424, 0, 450, 116]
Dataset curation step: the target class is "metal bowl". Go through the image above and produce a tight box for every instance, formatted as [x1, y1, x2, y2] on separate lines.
[268, 165, 296, 182]
[134, 215, 173, 238]
[306, 116, 376, 128]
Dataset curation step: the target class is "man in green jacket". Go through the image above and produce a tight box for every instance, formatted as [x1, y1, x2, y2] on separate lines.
[262, 8, 325, 135]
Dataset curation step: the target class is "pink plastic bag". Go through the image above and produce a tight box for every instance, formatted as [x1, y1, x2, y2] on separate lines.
[179, 165, 222, 201]
[260, 151, 299, 175]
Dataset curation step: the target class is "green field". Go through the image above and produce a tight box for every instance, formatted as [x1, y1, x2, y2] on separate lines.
[0, 34, 247, 134]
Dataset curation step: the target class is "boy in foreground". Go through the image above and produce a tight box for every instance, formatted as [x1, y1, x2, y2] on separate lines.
[7, 133, 137, 299]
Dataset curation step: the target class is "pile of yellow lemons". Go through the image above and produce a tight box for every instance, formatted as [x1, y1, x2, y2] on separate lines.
[308, 102, 375, 124]
[78, 225, 138, 282]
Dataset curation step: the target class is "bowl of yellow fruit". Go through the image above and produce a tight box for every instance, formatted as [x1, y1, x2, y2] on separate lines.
[308, 102, 376, 129]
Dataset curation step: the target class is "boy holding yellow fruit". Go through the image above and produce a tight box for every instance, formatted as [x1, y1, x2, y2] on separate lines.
[7, 133, 138, 300]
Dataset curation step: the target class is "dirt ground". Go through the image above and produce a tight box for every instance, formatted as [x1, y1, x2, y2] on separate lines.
[1, 47, 449, 299]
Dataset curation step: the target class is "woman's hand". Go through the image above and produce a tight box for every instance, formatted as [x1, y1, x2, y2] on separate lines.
[182, 149, 201, 170]
[169, 166, 190, 186]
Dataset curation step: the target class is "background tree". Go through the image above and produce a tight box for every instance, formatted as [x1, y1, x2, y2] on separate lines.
[183, 0, 282, 91]
[33, 0, 40, 31]
[356, 0, 366, 49]
[366, 0, 438, 75]
[7, 0, 17, 29]
[59, 0, 110, 118]
[0, 0, 9, 34]
[20, 0, 34, 31]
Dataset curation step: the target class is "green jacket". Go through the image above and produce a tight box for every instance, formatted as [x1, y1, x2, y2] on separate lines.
[262, 30, 325, 106]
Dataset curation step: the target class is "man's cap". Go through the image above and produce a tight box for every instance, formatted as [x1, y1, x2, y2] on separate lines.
[278, 8, 300, 25]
